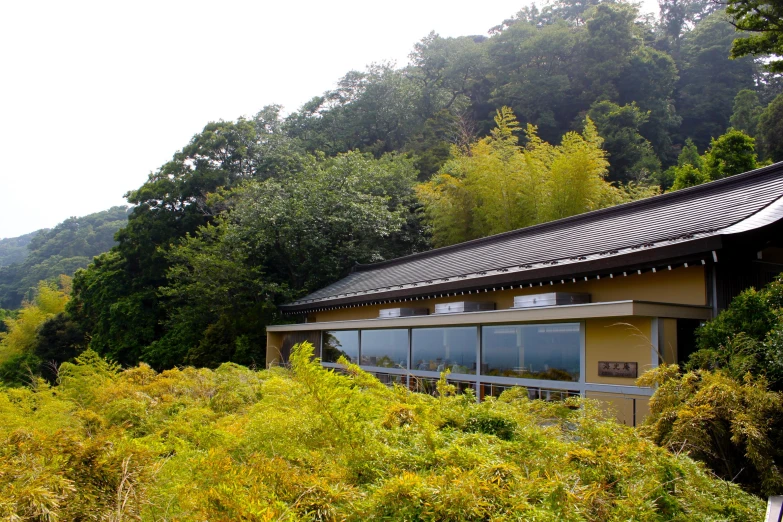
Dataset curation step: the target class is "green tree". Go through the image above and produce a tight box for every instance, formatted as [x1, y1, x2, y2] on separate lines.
[70, 109, 309, 367]
[408, 33, 490, 119]
[703, 128, 759, 179]
[487, 2, 681, 172]
[488, 20, 578, 142]
[417, 108, 620, 246]
[617, 46, 682, 165]
[287, 64, 432, 156]
[687, 277, 783, 391]
[588, 101, 661, 182]
[68, 251, 159, 366]
[730, 89, 763, 137]
[33, 312, 85, 381]
[538, 0, 603, 26]
[758, 92, 783, 161]
[678, 138, 705, 170]
[657, 0, 721, 50]
[666, 139, 710, 190]
[577, 3, 641, 103]
[151, 151, 422, 369]
[0, 278, 71, 385]
[676, 11, 757, 150]
[0, 309, 12, 334]
[0, 207, 128, 309]
[403, 110, 461, 180]
[670, 164, 711, 190]
[727, 0, 783, 71]
[0, 231, 39, 268]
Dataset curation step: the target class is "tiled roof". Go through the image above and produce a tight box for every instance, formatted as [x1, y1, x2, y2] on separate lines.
[284, 163, 783, 311]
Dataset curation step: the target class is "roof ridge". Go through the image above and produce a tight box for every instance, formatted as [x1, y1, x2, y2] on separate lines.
[350, 161, 783, 273]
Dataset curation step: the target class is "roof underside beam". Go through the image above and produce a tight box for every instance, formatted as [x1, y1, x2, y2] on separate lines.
[268, 300, 712, 332]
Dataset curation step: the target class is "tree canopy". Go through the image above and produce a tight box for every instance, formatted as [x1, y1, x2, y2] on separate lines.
[727, 0, 783, 71]
[416, 107, 653, 247]
[758, 92, 783, 161]
[0, 207, 128, 309]
[0, 231, 39, 268]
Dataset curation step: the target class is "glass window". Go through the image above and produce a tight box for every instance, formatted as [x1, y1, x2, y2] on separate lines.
[360, 329, 408, 368]
[411, 376, 474, 397]
[369, 372, 407, 387]
[280, 331, 321, 362]
[322, 330, 359, 363]
[480, 383, 578, 401]
[411, 326, 477, 374]
[482, 323, 580, 381]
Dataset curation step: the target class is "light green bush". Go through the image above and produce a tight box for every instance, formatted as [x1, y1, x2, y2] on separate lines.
[0, 343, 766, 520]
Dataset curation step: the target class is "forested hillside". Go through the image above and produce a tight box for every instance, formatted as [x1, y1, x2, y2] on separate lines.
[0, 207, 128, 309]
[4, 0, 783, 375]
[0, 231, 40, 268]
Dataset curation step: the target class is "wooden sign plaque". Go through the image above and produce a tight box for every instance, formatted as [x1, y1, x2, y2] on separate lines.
[598, 361, 638, 378]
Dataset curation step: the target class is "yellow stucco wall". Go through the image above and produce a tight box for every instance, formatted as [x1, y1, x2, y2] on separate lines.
[312, 265, 706, 323]
[662, 318, 678, 364]
[586, 391, 651, 426]
[266, 332, 285, 367]
[585, 317, 653, 386]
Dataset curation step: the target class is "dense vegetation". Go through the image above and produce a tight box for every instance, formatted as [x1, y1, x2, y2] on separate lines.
[1, 0, 783, 510]
[641, 277, 783, 496]
[0, 344, 765, 520]
[417, 109, 658, 246]
[0, 231, 39, 268]
[0, 206, 128, 309]
[688, 276, 783, 391]
[0, 277, 72, 385]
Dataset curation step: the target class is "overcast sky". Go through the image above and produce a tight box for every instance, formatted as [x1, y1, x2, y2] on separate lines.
[0, 0, 659, 240]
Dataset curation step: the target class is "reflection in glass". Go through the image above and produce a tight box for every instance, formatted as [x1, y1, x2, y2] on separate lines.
[479, 383, 578, 401]
[411, 376, 475, 396]
[360, 329, 408, 368]
[482, 323, 580, 381]
[370, 372, 407, 386]
[411, 326, 477, 374]
[280, 331, 321, 362]
[322, 330, 359, 363]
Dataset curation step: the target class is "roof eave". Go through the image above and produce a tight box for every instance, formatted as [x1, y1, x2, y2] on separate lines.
[280, 235, 724, 313]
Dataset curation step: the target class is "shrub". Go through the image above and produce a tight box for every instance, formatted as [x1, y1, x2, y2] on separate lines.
[639, 365, 783, 496]
[0, 343, 767, 520]
[689, 276, 783, 391]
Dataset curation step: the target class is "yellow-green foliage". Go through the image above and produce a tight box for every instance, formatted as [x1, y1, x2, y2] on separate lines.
[0, 277, 70, 362]
[416, 108, 637, 247]
[0, 344, 765, 521]
[639, 364, 783, 497]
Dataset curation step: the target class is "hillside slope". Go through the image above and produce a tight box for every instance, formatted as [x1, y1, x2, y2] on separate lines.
[0, 231, 41, 267]
[0, 206, 129, 308]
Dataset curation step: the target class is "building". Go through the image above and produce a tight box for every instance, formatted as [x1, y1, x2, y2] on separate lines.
[267, 163, 783, 425]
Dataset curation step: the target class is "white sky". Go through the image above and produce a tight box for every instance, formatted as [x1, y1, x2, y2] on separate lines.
[0, 0, 659, 240]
